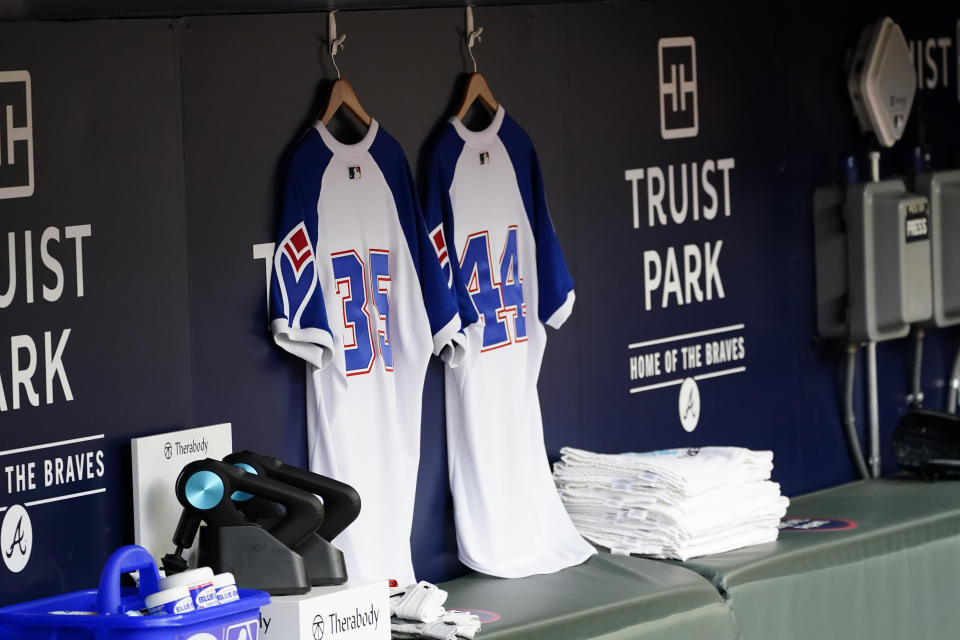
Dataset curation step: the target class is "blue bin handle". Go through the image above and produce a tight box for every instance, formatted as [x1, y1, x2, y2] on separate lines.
[96, 545, 162, 615]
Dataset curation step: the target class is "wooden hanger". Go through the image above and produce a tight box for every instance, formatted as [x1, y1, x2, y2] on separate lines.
[320, 12, 372, 128]
[455, 8, 499, 121]
[320, 78, 372, 127]
[455, 72, 499, 121]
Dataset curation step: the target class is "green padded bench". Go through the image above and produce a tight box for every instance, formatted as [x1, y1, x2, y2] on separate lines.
[439, 552, 738, 640]
[675, 477, 960, 640]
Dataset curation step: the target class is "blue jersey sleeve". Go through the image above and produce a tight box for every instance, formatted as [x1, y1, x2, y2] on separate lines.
[270, 133, 335, 369]
[498, 115, 576, 328]
[422, 128, 480, 326]
[370, 131, 466, 361]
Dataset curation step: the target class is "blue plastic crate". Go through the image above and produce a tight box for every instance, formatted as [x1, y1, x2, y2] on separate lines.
[0, 546, 269, 640]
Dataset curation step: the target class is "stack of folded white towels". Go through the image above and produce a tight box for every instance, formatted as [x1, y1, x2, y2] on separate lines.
[553, 446, 789, 561]
[390, 581, 481, 640]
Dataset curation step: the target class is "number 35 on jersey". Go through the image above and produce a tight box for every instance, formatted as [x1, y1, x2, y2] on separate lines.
[331, 249, 393, 376]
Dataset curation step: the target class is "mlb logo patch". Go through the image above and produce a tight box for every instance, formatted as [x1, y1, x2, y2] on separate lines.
[349, 166, 362, 180]
[479, 151, 490, 165]
[0, 70, 34, 199]
[658, 37, 698, 139]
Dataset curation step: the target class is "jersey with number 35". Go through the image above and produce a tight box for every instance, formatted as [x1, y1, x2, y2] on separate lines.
[270, 120, 464, 587]
[423, 107, 596, 578]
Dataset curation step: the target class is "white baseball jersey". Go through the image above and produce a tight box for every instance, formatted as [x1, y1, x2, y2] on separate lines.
[270, 120, 464, 586]
[423, 106, 596, 577]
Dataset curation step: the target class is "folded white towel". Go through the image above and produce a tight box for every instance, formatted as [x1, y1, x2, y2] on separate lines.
[554, 445, 789, 561]
[443, 610, 482, 639]
[390, 581, 447, 623]
[390, 583, 483, 639]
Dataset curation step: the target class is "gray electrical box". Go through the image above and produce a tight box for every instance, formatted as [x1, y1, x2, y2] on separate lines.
[916, 170, 960, 327]
[814, 185, 849, 339]
[814, 179, 933, 342]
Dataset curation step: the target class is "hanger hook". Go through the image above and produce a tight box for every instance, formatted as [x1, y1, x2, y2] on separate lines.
[465, 6, 483, 74]
[329, 11, 347, 79]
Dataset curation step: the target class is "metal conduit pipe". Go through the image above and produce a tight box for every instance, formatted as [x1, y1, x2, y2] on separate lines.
[844, 343, 870, 479]
[948, 345, 960, 414]
[910, 326, 924, 408]
[866, 341, 880, 478]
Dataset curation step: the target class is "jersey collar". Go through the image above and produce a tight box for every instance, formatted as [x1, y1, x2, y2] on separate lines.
[314, 119, 380, 159]
[449, 105, 505, 147]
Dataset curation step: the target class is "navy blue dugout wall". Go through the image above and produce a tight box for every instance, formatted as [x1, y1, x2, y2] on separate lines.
[1, 1, 959, 605]
[0, 20, 192, 602]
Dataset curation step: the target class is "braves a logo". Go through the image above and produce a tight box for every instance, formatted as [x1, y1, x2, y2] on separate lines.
[1, 505, 32, 573]
[281, 223, 314, 282]
[275, 221, 319, 327]
[429, 223, 453, 287]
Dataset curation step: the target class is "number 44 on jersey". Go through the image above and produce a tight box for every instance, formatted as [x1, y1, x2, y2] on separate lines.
[459, 226, 527, 351]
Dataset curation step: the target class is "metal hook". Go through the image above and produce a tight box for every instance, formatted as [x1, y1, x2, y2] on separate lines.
[465, 6, 483, 74]
[329, 11, 347, 79]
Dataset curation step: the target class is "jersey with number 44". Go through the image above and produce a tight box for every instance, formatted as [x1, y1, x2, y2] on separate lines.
[424, 106, 596, 578]
[270, 120, 464, 587]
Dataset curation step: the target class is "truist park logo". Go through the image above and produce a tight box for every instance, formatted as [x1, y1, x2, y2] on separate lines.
[658, 37, 698, 139]
[779, 518, 857, 532]
[0, 70, 34, 199]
